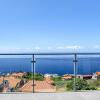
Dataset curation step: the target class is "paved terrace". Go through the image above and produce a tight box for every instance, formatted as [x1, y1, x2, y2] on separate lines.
[0, 92, 100, 100]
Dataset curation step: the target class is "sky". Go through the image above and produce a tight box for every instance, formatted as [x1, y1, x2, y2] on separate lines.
[0, 0, 100, 53]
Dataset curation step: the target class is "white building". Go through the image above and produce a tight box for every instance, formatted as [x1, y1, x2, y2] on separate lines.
[44, 74, 58, 78]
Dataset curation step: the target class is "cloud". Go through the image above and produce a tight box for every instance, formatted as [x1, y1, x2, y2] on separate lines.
[56, 45, 84, 50]
[0, 45, 85, 53]
[65, 45, 84, 50]
[0, 47, 20, 51]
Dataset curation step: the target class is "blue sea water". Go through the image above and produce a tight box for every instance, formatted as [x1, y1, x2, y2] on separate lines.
[0, 57, 100, 75]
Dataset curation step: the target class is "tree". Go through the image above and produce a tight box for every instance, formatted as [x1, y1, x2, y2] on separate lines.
[23, 72, 33, 80]
[66, 78, 96, 91]
[34, 73, 44, 81]
[23, 72, 44, 81]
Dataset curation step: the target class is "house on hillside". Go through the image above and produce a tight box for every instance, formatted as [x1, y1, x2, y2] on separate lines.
[11, 72, 25, 78]
[77, 75, 92, 80]
[44, 74, 58, 78]
[92, 72, 100, 80]
[62, 74, 72, 80]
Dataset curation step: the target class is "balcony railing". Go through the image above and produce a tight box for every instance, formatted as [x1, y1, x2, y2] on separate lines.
[0, 53, 99, 93]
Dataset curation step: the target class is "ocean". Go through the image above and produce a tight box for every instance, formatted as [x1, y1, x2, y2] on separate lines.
[0, 57, 100, 75]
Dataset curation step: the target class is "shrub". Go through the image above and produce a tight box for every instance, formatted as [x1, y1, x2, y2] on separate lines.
[52, 76, 62, 81]
[23, 72, 44, 81]
[66, 78, 96, 90]
[34, 73, 44, 81]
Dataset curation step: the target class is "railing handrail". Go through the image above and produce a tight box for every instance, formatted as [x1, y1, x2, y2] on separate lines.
[0, 52, 100, 55]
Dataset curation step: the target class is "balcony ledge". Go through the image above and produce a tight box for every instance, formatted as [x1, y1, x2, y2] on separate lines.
[0, 91, 100, 100]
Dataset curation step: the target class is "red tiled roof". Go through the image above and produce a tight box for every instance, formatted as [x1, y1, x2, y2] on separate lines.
[62, 75, 72, 79]
[96, 72, 100, 76]
[11, 72, 24, 77]
[21, 80, 33, 92]
[21, 80, 56, 92]
[0, 76, 21, 88]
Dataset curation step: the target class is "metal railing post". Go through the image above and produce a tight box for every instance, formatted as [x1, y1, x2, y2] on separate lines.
[73, 53, 77, 91]
[31, 54, 36, 93]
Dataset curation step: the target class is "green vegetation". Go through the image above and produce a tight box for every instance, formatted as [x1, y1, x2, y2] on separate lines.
[23, 72, 33, 80]
[52, 76, 71, 91]
[52, 76, 62, 81]
[23, 73, 99, 91]
[87, 79, 100, 90]
[34, 73, 44, 81]
[66, 78, 96, 91]
[54, 81, 69, 89]
[23, 72, 44, 81]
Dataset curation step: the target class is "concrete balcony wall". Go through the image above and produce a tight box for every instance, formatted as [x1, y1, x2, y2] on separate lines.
[0, 92, 100, 100]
